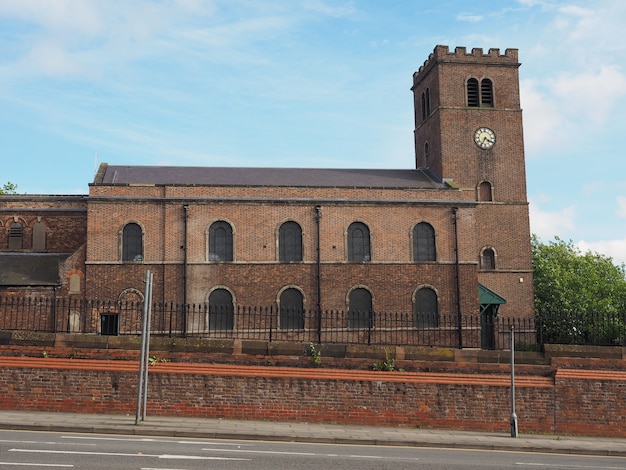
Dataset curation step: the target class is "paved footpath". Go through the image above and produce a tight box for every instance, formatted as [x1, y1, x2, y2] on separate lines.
[0, 410, 624, 457]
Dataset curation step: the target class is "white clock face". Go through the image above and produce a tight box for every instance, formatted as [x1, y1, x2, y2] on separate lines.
[474, 127, 495, 149]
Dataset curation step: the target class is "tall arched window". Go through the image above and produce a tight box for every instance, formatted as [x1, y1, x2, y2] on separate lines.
[8, 221, 23, 250]
[348, 287, 373, 329]
[347, 222, 370, 262]
[413, 222, 436, 262]
[481, 78, 493, 107]
[481, 247, 496, 270]
[122, 223, 143, 262]
[209, 288, 234, 331]
[279, 221, 303, 262]
[209, 221, 233, 261]
[421, 88, 431, 121]
[279, 288, 304, 330]
[467, 78, 479, 107]
[414, 287, 439, 327]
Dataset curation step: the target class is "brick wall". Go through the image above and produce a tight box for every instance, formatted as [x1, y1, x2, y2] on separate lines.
[0, 355, 624, 436]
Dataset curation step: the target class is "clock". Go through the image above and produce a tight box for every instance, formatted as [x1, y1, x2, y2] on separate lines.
[474, 127, 495, 149]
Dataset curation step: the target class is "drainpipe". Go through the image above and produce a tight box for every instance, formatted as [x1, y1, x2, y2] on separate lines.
[452, 207, 462, 349]
[182, 204, 189, 336]
[315, 205, 322, 343]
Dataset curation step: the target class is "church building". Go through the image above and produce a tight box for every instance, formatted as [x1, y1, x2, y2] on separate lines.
[0, 46, 534, 347]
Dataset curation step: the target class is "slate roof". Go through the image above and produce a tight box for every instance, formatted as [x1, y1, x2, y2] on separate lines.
[0, 253, 69, 286]
[94, 165, 448, 190]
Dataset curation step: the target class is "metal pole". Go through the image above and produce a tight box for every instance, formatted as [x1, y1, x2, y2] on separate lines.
[315, 205, 322, 343]
[142, 271, 154, 420]
[452, 207, 462, 349]
[135, 270, 151, 425]
[510, 325, 518, 437]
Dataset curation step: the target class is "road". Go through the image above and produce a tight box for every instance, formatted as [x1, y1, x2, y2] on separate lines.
[0, 430, 624, 469]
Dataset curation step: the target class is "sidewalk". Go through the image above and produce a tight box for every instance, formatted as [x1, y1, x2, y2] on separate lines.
[0, 410, 624, 457]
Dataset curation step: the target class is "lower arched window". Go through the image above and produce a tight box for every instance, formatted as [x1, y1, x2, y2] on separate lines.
[348, 287, 373, 329]
[8, 221, 23, 250]
[414, 287, 439, 327]
[209, 288, 234, 331]
[279, 288, 304, 330]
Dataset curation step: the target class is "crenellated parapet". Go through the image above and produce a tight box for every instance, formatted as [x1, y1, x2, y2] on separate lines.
[413, 45, 519, 86]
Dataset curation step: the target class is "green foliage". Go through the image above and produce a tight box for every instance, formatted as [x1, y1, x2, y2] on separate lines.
[306, 342, 322, 366]
[0, 182, 18, 194]
[372, 348, 404, 372]
[532, 235, 626, 345]
[148, 355, 170, 366]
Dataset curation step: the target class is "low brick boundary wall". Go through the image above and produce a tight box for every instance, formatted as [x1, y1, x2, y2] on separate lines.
[0, 356, 624, 436]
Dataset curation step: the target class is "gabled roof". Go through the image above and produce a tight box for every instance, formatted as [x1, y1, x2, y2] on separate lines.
[478, 283, 507, 305]
[93, 164, 449, 190]
[0, 253, 69, 286]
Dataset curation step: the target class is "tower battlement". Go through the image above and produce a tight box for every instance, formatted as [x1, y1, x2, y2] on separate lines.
[413, 45, 519, 86]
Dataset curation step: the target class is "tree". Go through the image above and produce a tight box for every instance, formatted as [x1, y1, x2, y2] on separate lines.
[0, 182, 18, 194]
[532, 235, 626, 345]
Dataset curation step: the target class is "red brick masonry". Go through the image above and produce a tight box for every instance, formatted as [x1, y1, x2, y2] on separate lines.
[0, 356, 624, 437]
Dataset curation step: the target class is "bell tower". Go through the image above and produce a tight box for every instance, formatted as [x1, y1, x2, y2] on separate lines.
[411, 45, 527, 203]
[411, 45, 534, 320]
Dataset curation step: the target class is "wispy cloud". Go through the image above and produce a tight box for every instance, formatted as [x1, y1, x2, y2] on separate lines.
[456, 13, 483, 22]
[529, 197, 576, 239]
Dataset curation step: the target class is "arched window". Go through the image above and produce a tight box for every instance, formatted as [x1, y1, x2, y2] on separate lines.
[478, 181, 493, 202]
[348, 287, 373, 329]
[32, 221, 46, 251]
[413, 222, 436, 262]
[481, 247, 496, 270]
[347, 222, 370, 262]
[279, 221, 303, 262]
[122, 223, 143, 262]
[209, 288, 234, 331]
[467, 78, 479, 107]
[421, 88, 431, 121]
[279, 288, 304, 330]
[481, 78, 493, 107]
[209, 221, 233, 261]
[8, 221, 23, 250]
[414, 287, 439, 327]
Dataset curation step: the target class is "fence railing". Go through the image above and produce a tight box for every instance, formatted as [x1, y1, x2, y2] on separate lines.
[537, 310, 626, 347]
[0, 296, 540, 350]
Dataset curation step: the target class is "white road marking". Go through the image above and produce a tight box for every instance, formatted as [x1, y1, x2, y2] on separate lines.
[516, 463, 626, 469]
[202, 447, 315, 456]
[62, 435, 247, 446]
[0, 463, 73, 467]
[141, 468, 188, 470]
[0, 438, 95, 447]
[9, 448, 249, 461]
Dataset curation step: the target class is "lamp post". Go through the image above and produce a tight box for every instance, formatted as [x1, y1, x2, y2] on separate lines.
[510, 325, 518, 437]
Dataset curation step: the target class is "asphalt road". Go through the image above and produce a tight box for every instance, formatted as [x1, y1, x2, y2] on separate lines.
[1, 430, 625, 470]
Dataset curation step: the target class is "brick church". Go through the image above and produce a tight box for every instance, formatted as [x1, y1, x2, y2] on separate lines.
[0, 46, 534, 346]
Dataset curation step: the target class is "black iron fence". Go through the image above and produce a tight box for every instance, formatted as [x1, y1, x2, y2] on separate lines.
[0, 295, 540, 350]
[537, 310, 626, 347]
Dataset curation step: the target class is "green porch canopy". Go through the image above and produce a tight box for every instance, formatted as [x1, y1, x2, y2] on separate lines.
[478, 283, 506, 316]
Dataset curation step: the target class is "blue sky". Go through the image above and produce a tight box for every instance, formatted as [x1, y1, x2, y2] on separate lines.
[1, 0, 626, 264]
